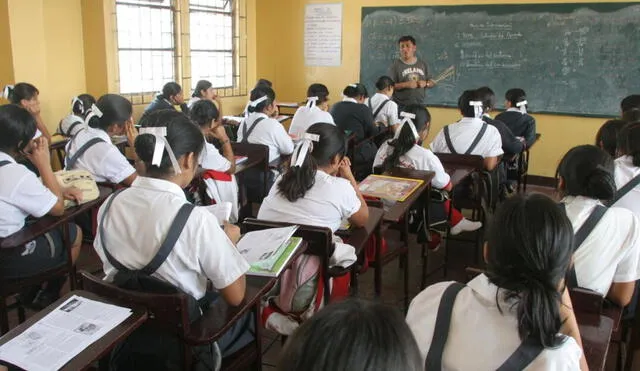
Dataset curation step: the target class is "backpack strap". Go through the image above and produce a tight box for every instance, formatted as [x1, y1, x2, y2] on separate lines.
[566, 204, 608, 288]
[372, 99, 391, 120]
[465, 123, 488, 155]
[443, 126, 458, 155]
[424, 282, 466, 370]
[0, 160, 11, 168]
[608, 174, 640, 206]
[241, 117, 266, 144]
[99, 189, 195, 275]
[66, 137, 106, 170]
[367, 98, 373, 110]
[496, 336, 545, 371]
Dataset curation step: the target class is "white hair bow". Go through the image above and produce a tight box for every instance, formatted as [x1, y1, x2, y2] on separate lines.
[2, 85, 13, 100]
[84, 103, 104, 125]
[516, 100, 528, 114]
[249, 95, 268, 107]
[71, 96, 83, 114]
[394, 112, 419, 141]
[469, 101, 483, 119]
[306, 96, 319, 109]
[291, 132, 320, 168]
[138, 127, 182, 175]
[348, 84, 358, 88]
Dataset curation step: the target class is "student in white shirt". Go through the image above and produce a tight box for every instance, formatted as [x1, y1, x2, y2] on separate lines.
[430, 89, 504, 171]
[189, 99, 239, 222]
[407, 194, 587, 370]
[187, 79, 224, 119]
[237, 86, 294, 202]
[289, 83, 335, 137]
[0, 104, 83, 309]
[373, 105, 481, 236]
[367, 76, 400, 130]
[94, 110, 252, 359]
[65, 94, 138, 186]
[58, 94, 96, 138]
[278, 299, 422, 371]
[613, 122, 640, 217]
[3, 83, 51, 142]
[557, 145, 640, 307]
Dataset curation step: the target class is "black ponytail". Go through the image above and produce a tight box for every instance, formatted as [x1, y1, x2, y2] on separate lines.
[247, 86, 276, 114]
[506, 88, 527, 109]
[383, 124, 416, 172]
[86, 94, 133, 132]
[0, 104, 37, 154]
[618, 122, 640, 167]
[458, 89, 482, 118]
[342, 83, 368, 99]
[278, 123, 346, 202]
[476, 86, 496, 112]
[136, 110, 204, 178]
[557, 145, 616, 200]
[4, 83, 39, 105]
[486, 194, 573, 348]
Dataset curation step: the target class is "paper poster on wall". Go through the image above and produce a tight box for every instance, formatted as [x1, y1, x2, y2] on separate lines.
[304, 3, 343, 67]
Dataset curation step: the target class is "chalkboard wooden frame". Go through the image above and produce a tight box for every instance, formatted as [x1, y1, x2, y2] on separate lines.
[360, 2, 640, 118]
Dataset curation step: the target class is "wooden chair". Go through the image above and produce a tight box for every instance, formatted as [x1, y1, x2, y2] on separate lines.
[516, 133, 542, 193]
[241, 219, 347, 307]
[81, 271, 262, 371]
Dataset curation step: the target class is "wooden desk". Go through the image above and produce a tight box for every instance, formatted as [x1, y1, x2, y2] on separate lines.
[0, 291, 147, 371]
[232, 143, 267, 175]
[381, 168, 435, 223]
[576, 312, 614, 371]
[335, 207, 385, 296]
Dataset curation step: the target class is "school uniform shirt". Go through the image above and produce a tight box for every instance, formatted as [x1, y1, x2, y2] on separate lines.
[482, 114, 524, 157]
[199, 140, 239, 223]
[495, 108, 537, 148]
[430, 117, 504, 158]
[367, 93, 400, 127]
[562, 196, 640, 295]
[0, 152, 58, 237]
[406, 274, 583, 370]
[58, 114, 86, 137]
[187, 96, 201, 109]
[614, 156, 640, 217]
[387, 58, 430, 107]
[258, 170, 361, 233]
[330, 98, 381, 166]
[288, 106, 335, 137]
[373, 142, 450, 189]
[200, 141, 231, 172]
[237, 112, 294, 163]
[94, 176, 250, 300]
[65, 127, 135, 183]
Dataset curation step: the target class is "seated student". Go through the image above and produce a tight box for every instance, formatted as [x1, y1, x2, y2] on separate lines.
[0, 104, 83, 309]
[476, 87, 524, 158]
[278, 299, 422, 371]
[144, 82, 189, 115]
[373, 106, 481, 236]
[289, 83, 335, 137]
[613, 122, 640, 217]
[189, 99, 239, 222]
[557, 145, 640, 307]
[243, 79, 279, 118]
[595, 119, 627, 158]
[2, 83, 51, 142]
[187, 79, 219, 109]
[330, 83, 381, 180]
[58, 94, 96, 138]
[237, 86, 294, 202]
[495, 88, 537, 148]
[65, 94, 137, 186]
[94, 110, 253, 362]
[367, 76, 400, 130]
[430, 89, 503, 171]
[621, 94, 640, 116]
[407, 194, 587, 370]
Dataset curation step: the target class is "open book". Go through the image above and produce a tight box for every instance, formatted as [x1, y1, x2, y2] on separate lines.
[359, 174, 424, 202]
[237, 226, 303, 277]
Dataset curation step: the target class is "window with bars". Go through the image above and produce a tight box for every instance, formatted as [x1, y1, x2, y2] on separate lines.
[115, 0, 176, 95]
[189, 0, 234, 89]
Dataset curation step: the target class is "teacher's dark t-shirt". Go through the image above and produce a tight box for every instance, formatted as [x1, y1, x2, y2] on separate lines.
[387, 58, 430, 106]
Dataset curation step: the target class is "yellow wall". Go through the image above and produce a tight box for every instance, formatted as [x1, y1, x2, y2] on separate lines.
[7, 0, 86, 134]
[0, 0, 14, 92]
[256, 0, 634, 177]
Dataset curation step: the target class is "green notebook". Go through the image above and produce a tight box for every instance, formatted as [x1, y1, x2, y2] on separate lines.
[248, 237, 303, 277]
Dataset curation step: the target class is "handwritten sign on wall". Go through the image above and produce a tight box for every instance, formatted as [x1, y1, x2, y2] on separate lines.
[304, 3, 342, 67]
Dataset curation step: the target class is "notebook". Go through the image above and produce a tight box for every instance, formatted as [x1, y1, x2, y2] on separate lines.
[237, 226, 302, 277]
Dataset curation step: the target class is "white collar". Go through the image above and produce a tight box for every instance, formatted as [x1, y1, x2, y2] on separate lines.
[342, 97, 358, 104]
[248, 112, 269, 120]
[560, 195, 603, 207]
[506, 107, 523, 113]
[0, 151, 16, 163]
[373, 92, 389, 100]
[457, 117, 485, 125]
[620, 155, 636, 168]
[468, 273, 518, 309]
[131, 176, 187, 199]
[87, 126, 112, 143]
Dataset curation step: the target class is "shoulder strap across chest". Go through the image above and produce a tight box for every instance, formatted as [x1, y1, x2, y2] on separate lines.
[372, 99, 391, 119]
[241, 117, 266, 143]
[0, 160, 11, 168]
[99, 189, 195, 275]
[608, 174, 640, 206]
[66, 137, 106, 170]
[443, 123, 488, 155]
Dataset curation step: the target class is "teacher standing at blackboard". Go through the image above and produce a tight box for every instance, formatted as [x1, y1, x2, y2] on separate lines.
[387, 35, 436, 110]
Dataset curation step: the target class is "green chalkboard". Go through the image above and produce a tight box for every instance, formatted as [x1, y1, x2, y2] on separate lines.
[360, 3, 640, 117]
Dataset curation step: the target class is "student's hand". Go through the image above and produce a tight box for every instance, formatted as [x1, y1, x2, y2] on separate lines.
[125, 120, 137, 147]
[417, 80, 428, 88]
[24, 137, 51, 170]
[338, 157, 356, 182]
[63, 187, 84, 203]
[406, 80, 419, 89]
[211, 124, 230, 142]
[426, 79, 436, 88]
[224, 222, 241, 244]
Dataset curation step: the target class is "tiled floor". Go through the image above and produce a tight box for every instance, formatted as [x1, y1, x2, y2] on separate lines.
[3, 184, 626, 370]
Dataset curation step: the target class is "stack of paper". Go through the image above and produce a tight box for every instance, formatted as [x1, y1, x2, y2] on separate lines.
[0, 295, 132, 371]
[237, 226, 303, 277]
